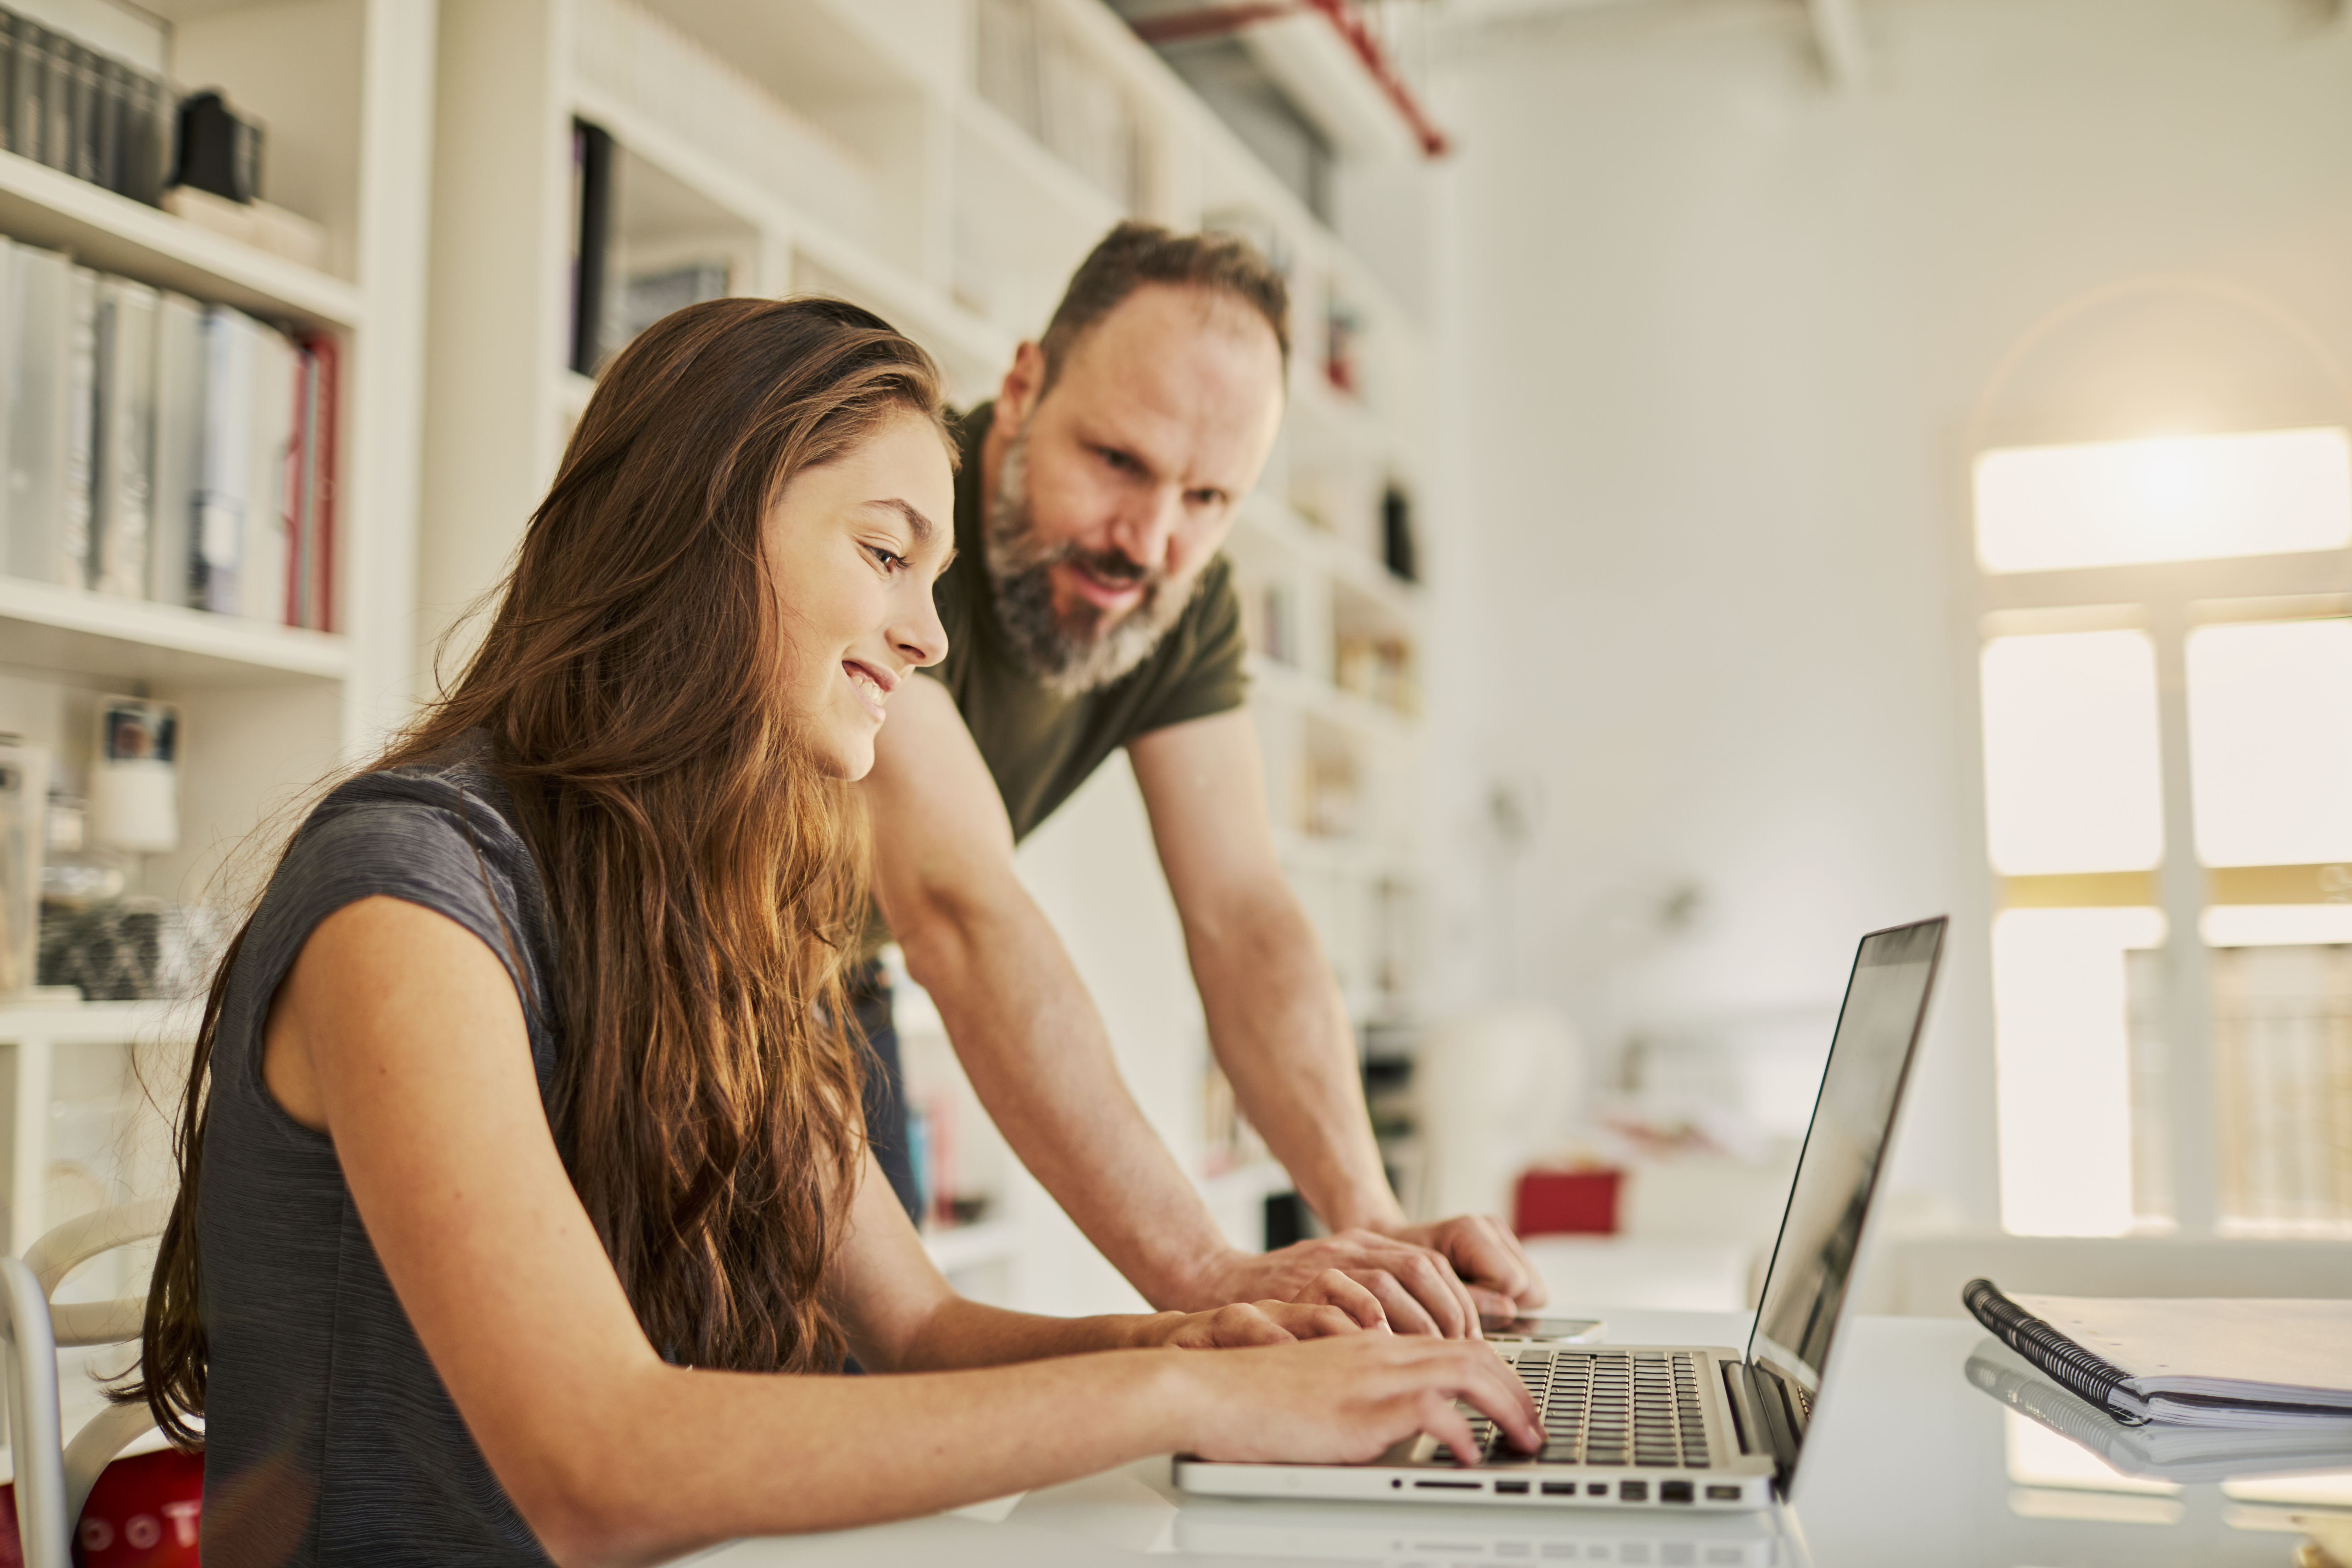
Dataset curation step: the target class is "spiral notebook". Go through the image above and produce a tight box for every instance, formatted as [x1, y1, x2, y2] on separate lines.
[1964, 1279, 2352, 1429]
[1965, 1338, 2352, 1480]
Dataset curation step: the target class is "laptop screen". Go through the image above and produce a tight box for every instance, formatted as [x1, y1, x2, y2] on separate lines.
[1746, 918, 1946, 1406]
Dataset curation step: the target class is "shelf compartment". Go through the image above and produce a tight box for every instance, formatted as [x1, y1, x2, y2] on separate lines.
[571, 82, 1015, 395]
[0, 149, 362, 330]
[577, 0, 881, 251]
[1246, 652, 1416, 750]
[0, 576, 349, 688]
[951, 95, 1125, 339]
[1236, 492, 1419, 627]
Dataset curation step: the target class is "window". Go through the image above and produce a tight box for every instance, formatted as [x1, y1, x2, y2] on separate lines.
[1974, 427, 2352, 1236]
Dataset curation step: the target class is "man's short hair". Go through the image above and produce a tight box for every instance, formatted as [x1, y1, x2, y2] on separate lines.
[1037, 221, 1290, 394]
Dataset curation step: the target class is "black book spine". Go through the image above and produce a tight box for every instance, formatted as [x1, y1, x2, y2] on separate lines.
[11, 16, 40, 164]
[124, 71, 163, 205]
[1962, 1278, 2148, 1426]
[65, 39, 95, 182]
[95, 56, 124, 194]
[571, 119, 614, 377]
[0, 15, 17, 160]
[42, 29, 72, 173]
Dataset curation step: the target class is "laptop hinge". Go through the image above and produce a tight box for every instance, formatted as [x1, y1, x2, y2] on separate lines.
[1724, 1360, 1801, 1492]
[1721, 1359, 1764, 1457]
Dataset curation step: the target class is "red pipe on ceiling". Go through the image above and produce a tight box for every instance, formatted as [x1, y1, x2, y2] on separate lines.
[1124, 1, 1450, 158]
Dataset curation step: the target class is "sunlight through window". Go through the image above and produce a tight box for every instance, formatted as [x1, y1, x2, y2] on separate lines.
[1981, 631, 2163, 875]
[1975, 428, 2352, 573]
[2185, 617, 2352, 867]
[1993, 908, 2167, 1236]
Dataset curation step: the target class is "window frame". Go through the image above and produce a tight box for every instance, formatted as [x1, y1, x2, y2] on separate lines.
[1971, 522, 2352, 1234]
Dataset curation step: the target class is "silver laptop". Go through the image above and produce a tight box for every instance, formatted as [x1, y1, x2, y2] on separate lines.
[1175, 916, 1946, 1513]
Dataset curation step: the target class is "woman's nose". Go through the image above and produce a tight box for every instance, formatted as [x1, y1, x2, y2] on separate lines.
[893, 588, 948, 668]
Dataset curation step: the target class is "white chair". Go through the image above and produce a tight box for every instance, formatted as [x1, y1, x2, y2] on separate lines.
[1, 1200, 173, 1568]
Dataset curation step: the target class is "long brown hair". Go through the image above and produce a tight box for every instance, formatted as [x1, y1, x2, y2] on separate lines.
[129, 296, 954, 1445]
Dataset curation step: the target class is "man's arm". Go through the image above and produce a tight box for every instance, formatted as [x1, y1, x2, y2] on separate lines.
[863, 680, 1513, 1331]
[863, 677, 1274, 1314]
[1127, 710, 1549, 1325]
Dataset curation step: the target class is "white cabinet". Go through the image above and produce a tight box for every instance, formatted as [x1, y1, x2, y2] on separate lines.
[0, 0, 433, 1254]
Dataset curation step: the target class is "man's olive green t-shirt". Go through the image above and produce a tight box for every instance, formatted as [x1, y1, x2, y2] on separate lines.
[924, 401, 1250, 843]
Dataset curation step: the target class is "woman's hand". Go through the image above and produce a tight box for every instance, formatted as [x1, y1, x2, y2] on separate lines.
[1126, 1269, 1391, 1348]
[1172, 1333, 1543, 1468]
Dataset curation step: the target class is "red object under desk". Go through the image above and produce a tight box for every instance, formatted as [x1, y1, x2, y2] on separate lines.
[1513, 1167, 1623, 1237]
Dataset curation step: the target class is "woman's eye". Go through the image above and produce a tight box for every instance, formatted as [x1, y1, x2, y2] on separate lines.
[869, 545, 908, 574]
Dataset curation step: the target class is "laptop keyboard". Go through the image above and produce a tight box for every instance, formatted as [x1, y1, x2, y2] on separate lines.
[1460, 1350, 1712, 1468]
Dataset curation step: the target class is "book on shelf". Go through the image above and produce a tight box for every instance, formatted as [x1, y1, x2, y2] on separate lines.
[242, 320, 294, 627]
[61, 260, 93, 584]
[569, 119, 614, 377]
[146, 290, 202, 606]
[91, 273, 155, 597]
[192, 301, 256, 616]
[291, 331, 335, 632]
[1964, 1278, 2352, 1430]
[0, 4, 171, 206]
[3, 240, 69, 584]
[0, 234, 337, 627]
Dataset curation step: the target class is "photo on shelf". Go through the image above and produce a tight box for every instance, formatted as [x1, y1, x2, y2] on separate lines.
[91, 693, 175, 853]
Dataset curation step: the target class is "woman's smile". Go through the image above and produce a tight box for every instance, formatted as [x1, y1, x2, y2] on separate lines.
[843, 658, 897, 721]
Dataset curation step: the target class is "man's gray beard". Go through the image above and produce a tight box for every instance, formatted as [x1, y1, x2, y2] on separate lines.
[986, 427, 1200, 699]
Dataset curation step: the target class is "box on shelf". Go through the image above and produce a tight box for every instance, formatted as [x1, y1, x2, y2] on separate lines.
[160, 186, 325, 269]
[1335, 633, 1415, 714]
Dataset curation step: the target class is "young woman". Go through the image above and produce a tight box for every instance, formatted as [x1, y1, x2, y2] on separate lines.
[131, 297, 1539, 1568]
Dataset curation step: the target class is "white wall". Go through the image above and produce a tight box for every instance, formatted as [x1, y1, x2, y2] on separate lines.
[1414, 0, 2352, 1225]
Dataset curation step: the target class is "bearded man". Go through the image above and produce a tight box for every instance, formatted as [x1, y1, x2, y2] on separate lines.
[859, 223, 1543, 1335]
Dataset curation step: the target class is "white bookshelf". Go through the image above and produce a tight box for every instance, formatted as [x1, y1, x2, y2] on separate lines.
[0, 0, 437, 1258]
[422, 0, 1429, 1290]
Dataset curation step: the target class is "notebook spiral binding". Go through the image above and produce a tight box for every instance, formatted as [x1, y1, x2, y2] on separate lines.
[1963, 1278, 2148, 1426]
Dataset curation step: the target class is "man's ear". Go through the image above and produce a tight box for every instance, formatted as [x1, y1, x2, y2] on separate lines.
[995, 341, 1048, 427]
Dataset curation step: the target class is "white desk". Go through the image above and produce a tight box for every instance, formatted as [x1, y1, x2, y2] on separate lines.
[704, 1307, 2352, 1566]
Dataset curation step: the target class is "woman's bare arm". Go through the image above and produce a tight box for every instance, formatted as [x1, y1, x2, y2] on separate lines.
[823, 1143, 1378, 1371]
[268, 896, 1539, 1568]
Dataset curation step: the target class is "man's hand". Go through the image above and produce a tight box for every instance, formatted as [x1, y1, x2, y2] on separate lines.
[1377, 1215, 1550, 1324]
[1185, 1218, 1546, 1338]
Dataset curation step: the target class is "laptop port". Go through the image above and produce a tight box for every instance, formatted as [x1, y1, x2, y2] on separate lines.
[1619, 1481, 1649, 1503]
[1660, 1481, 1693, 1504]
[1707, 1484, 1743, 1502]
[1496, 1480, 1530, 1495]
[1586, 1483, 1608, 1496]
[1414, 1479, 1482, 1490]
[1541, 1481, 1579, 1496]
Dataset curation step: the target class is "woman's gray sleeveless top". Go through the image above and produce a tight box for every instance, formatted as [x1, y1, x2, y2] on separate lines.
[196, 735, 562, 1566]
